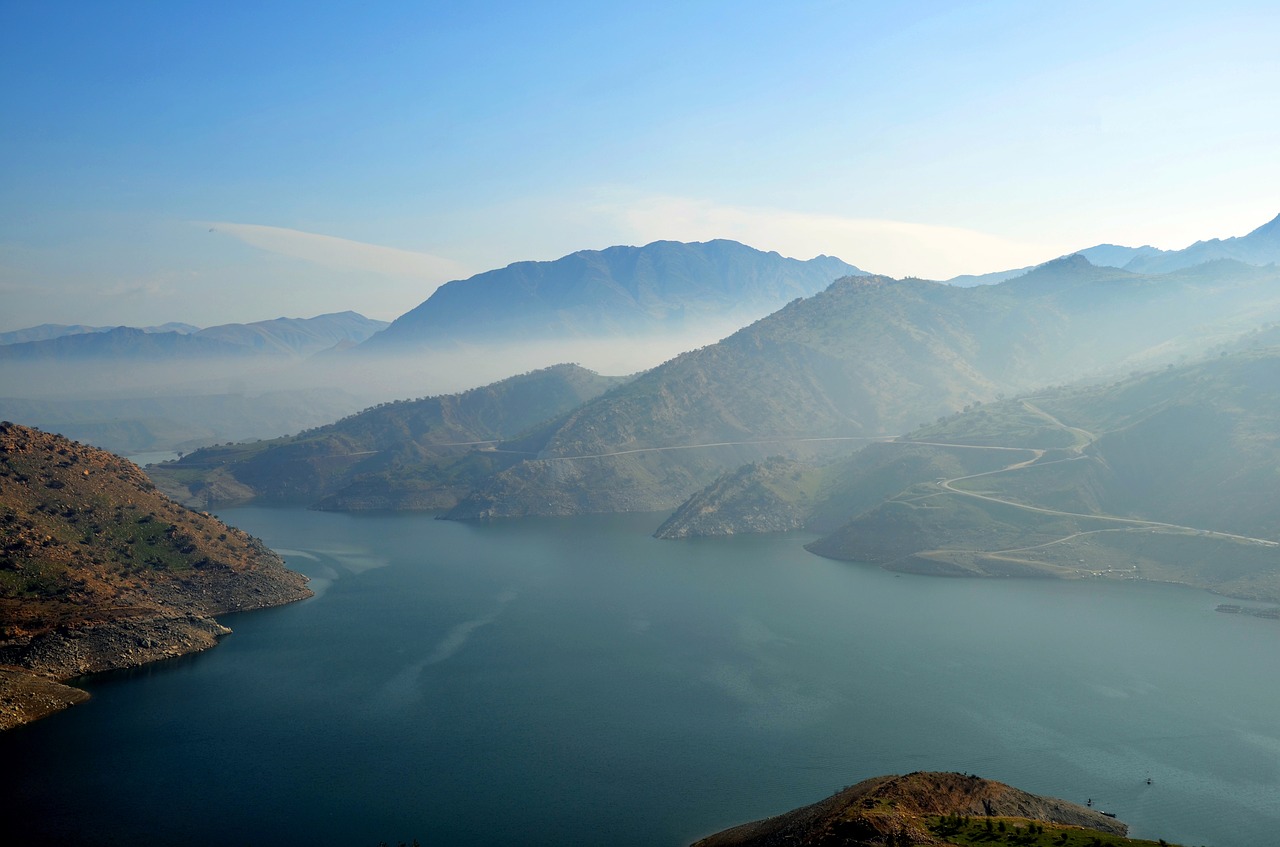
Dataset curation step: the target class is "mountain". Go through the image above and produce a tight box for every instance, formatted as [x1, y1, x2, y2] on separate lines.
[692, 772, 1144, 846]
[361, 240, 864, 350]
[147, 364, 628, 510]
[0, 312, 387, 362]
[0, 423, 311, 729]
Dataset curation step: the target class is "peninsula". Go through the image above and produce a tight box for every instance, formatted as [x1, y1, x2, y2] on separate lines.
[0, 422, 312, 729]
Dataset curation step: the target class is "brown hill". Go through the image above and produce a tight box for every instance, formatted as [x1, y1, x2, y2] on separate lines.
[691, 771, 1153, 847]
[0, 422, 311, 729]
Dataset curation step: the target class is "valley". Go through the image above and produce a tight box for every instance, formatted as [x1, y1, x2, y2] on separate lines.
[7, 223, 1280, 846]
[8, 7, 1280, 843]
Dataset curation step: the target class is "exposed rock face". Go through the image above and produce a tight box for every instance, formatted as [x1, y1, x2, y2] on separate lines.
[0, 668, 89, 731]
[0, 422, 312, 728]
[691, 771, 1130, 846]
[0, 613, 231, 680]
[654, 458, 810, 539]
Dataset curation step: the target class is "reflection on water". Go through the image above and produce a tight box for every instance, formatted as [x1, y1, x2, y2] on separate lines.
[3, 506, 1278, 847]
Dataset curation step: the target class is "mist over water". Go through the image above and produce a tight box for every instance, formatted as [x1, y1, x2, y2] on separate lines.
[4, 507, 1277, 847]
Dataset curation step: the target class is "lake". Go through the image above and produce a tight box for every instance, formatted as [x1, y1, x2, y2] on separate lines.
[4, 506, 1278, 846]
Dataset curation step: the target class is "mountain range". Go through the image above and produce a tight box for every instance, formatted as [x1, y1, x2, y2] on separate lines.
[442, 255, 1280, 519]
[0, 322, 199, 346]
[151, 251, 1280, 547]
[0, 311, 388, 362]
[947, 211, 1280, 286]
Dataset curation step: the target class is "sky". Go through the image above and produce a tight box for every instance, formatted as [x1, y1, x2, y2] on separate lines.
[2, 0, 1278, 330]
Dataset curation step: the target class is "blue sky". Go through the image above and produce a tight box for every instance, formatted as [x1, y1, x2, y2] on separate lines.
[2, 0, 1278, 329]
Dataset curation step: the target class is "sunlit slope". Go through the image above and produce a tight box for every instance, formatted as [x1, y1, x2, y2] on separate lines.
[362, 239, 864, 349]
[691, 772, 1154, 847]
[149, 364, 626, 510]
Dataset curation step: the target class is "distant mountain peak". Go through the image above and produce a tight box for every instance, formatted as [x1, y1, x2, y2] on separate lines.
[1042, 253, 1095, 271]
[1246, 211, 1280, 239]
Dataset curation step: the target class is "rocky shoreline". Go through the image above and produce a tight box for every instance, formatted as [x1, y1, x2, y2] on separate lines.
[0, 577, 310, 731]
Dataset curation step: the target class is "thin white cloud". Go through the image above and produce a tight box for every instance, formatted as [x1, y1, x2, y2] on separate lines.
[205, 222, 470, 286]
[592, 194, 1061, 280]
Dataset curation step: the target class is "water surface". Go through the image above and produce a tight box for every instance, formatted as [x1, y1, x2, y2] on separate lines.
[4, 507, 1277, 846]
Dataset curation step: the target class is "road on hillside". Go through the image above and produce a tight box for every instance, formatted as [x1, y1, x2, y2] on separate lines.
[932, 412, 1278, 549]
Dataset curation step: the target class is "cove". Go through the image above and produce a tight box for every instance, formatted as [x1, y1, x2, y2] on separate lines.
[3, 506, 1278, 846]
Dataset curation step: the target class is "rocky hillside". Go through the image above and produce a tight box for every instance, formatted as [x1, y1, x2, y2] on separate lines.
[0, 422, 311, 729]
[691, 771, 1163, 847]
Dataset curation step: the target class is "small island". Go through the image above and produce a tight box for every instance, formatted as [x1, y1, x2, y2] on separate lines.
[692, 771, 1178, 846]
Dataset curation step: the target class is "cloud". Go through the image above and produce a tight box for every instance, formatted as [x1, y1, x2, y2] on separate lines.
[590, 194, 1060, 280]
[205, 222, 470, 287]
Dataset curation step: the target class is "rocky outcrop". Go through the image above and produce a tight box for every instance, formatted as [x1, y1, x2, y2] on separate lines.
[691, 771, 1132, 846]
[654, 458, 811, 539]
[0, 668, 90, 730]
